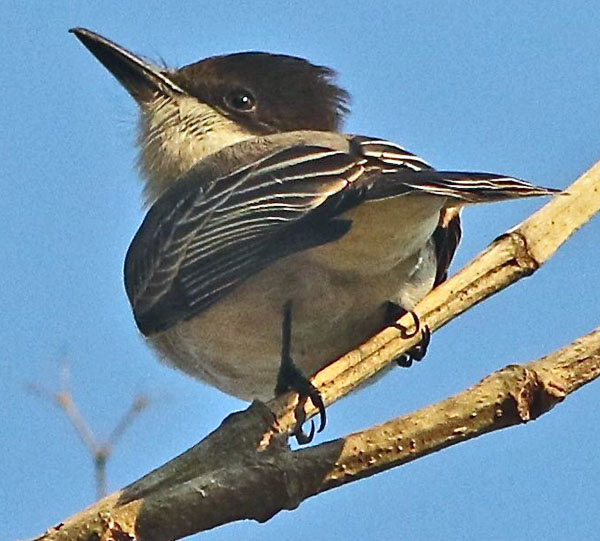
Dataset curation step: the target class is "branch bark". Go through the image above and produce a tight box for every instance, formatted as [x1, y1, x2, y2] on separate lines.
[33, 159, 600, 541]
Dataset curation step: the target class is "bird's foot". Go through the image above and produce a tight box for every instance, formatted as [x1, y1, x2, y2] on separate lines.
[385, 302, 431, 368]
[275, 300, 326, 444]
[277, 363, 326, 444]
[396, 324, 431, 367]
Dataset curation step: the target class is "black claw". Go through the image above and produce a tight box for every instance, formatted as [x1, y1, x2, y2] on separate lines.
[294, 419, 316, 445]
[413, 325, 431, 360]
[396, 354, 414, 368]
[275, 300, 327, 444]
[307, 384, 326, 433]
[386, 300, 432, 368]
[400, 310, 421, 338]
[385, 303, 420, 338]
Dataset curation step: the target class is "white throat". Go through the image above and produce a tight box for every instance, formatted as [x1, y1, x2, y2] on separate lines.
[138, 95, 255, 205]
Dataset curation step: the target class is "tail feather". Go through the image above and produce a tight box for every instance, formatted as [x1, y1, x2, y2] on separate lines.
[401, 171, 561, 203]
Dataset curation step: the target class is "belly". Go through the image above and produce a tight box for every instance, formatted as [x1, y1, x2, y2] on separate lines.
[149, 194, 445, 401]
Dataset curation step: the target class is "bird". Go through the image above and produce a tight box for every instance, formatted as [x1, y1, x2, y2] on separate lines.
[71, 28, 558, 430]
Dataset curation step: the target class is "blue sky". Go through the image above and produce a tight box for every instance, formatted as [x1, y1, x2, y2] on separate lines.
[2, 2, 600, 540]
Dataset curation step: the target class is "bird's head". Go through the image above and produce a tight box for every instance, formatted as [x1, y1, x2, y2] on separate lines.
[71, 28, 350, 203]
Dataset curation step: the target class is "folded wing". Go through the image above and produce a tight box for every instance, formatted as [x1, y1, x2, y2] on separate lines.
[125, 134, 557, 335]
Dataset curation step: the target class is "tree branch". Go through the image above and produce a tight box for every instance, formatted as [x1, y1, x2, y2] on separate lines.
[316, 327, 600, 490]
[32, 159, 600, 541]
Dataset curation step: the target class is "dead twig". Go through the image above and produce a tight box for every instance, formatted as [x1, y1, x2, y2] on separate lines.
[28, 361, 152, 499]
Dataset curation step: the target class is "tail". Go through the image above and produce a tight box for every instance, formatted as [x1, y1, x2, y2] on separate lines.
[401, 171, 561, 203]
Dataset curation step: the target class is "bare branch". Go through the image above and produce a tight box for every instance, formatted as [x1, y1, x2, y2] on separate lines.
[28, 364, 153, 500]
[315, 327, 600, 490]
[31, 159, 600, 541]
[107, 395, 151, 448]
[27, 380, 98, 456]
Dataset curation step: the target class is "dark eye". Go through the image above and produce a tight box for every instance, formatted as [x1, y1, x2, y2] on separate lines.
[225, 89, 256, 112]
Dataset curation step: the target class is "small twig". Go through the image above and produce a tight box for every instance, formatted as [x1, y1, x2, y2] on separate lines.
[107, 395, 151, 448]
[27, 363, 152, 499]
[57, 391, 100, 455]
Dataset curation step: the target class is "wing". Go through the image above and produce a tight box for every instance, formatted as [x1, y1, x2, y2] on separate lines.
[125, 134, 556, 335]
[353, 136, 559, 203]
[125, 144, 366, 335]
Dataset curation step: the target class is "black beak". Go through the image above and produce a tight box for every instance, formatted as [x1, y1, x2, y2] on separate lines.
[70, 27, 184, 102]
